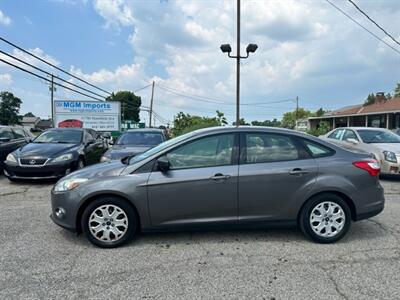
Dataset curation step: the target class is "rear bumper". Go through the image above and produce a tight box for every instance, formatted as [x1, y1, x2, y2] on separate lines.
[355, 205, 384, 221]
[4, 161, 74, 179]
[353, 182, 385, 221]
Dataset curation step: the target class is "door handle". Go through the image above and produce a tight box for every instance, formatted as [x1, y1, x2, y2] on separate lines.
[210, 173, 231, 180]
[289, 168, 310, 176]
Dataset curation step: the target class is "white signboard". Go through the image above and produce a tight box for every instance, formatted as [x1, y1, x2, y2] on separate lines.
[54, 100, 120, 131]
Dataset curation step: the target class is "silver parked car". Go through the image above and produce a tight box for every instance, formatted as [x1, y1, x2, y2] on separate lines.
[321, 127, 400, 175]
[51, 126, 384, 248]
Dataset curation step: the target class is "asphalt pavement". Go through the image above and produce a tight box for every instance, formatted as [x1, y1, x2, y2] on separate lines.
[0, 175, 399, 299]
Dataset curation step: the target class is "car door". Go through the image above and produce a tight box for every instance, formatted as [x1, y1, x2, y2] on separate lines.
[341, 129, 362, 150]
[83, 131, 98, 164]
[146, 133, 239, 227]
[0, 128, 17, 164]
[238, 132, 318, 223]
[12, 127, 30, 148]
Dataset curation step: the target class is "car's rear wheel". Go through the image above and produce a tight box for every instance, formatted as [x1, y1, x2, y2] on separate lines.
[81, 197, 137, 248]
[299, 193, 351, 243]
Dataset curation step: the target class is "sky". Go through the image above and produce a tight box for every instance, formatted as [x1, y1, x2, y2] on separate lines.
[0, 0, 399, 126]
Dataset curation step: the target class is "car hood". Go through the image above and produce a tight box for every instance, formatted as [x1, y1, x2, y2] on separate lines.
[105, 145, 151, 159]
[369, 143, 400, 153]
[16, 142, 78, 158]
[64, 160, 127, 180]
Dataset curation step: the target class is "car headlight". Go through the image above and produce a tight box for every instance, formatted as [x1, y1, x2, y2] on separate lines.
[383, 151, 397, 163]
[54, 178, 88, 192]
[52, 153, 73, 163]
[6, 153, 17, 163]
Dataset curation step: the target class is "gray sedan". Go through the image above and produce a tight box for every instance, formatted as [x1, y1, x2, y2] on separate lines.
[51, 126, 384, 248]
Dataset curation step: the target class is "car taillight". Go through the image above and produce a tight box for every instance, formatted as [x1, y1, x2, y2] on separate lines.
[353, 160, 380, 177]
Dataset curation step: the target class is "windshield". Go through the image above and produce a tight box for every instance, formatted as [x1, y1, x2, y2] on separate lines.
[129, 131, 196, 164]
[34, 130, 82, 144]
[358, 130, 400, 143]
[116, 131, 164, 146]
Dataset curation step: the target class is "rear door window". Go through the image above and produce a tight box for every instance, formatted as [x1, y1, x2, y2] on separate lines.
[12, 128, 26, 139]
[0, 128, 14, 139]
[302, 139, 335, 158]
[243, 133, 300, 163]
[342, 130, 359, 142]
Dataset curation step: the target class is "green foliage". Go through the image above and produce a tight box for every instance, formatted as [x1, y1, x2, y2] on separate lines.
[107, 91, 141, 122]
[172, 111, 228, 136]
[306, 120, 330, 136]
[232, 118, 249, 126]
[281, 108, 311, 129]
[386, 93, 392, 100]
[395, 82, 400, 98]
[0, 91, 22, 125]
[24, 112, 36, 117]
[251, 119, 281, 127]
[313, 108, 325, 117]
[363, 93, 376, 106]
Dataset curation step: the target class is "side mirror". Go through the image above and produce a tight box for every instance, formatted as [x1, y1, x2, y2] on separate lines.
[0, 137, 11, 143]
[157, 156, 170, 172]
[346, 138, 359, 144]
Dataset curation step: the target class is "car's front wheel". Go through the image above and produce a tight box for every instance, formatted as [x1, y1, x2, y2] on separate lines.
[81, 197, 138, 248]
[299, 194, 351, 243]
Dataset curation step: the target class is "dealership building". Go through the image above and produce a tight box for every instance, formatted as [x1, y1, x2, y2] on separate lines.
[309, 93, 400, 130]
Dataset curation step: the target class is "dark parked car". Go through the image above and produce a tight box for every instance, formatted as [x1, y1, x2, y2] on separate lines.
[100, 128, 166, 162]
[4, 128, 106, 180]
[51, 126, 384, 248]
[0, 125, 34, 173]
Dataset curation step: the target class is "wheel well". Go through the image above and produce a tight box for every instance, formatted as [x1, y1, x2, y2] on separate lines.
[297, 191, 357, 222]
[75, 194, 141, 233]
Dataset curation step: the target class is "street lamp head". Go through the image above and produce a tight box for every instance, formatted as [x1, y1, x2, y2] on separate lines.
[220, 44, 232, 53]
[246, 43, 258, 53]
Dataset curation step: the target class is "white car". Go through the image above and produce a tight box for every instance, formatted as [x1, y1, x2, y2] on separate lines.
[321, 127, 400, 175]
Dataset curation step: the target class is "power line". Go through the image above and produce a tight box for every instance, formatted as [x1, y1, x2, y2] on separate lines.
[0, 58, 105, 101]
[324, 0, 400, 56]
[0, 50, 107, 100]
[133, 83, 153, 93]
[0, 36, 112, 95]
[347, 0, 400, 47]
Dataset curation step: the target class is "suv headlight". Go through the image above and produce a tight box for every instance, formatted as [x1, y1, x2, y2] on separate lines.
[52, 153, 73, 163]
[54, 178, 88, 192]
[383, 151, 397, 163]
[6, 153, 17, 163]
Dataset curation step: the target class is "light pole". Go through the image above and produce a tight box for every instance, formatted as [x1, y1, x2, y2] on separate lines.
[220, 0, 258, 126]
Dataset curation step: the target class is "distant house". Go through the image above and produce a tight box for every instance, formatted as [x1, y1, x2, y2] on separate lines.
[21, 117, 41, 130]
[309, 93, 400, 131]
[36, 119, 53, 131]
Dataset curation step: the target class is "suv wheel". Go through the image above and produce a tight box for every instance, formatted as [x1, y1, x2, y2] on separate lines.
[299, 194, 351, 243]
[81, 197, 137, 248]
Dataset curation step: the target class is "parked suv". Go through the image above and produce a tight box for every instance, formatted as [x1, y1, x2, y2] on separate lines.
[0, 125, 34, 173]
[51, 126, 384, 248]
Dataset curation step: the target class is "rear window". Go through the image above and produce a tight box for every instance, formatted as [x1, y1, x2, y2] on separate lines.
[302, 139, 335, 158]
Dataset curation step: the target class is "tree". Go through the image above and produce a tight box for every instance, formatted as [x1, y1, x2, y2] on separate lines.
[251, 119, 281, 127]
[386, 93, 392, 100]
[281, 108, 311, 129]
[107, 91, 141, 122]
[24, 112, 36, 117]
[313, 108, 325, 117]
[172, 111, 228, 136]
[0, 91, 22, 125]
[364, 93, 376, 106]
[395, 82, 400, 98]
[232, 118, 249, 126]
[307, 120, 330, 136]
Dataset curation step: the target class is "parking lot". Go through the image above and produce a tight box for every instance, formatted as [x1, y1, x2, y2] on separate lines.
[0, 176, 399, 299]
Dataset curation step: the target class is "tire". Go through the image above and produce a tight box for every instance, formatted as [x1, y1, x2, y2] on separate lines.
[81, 197, 138, 248]
[299, 193, 351, 244]
[76, 157, 85, 170]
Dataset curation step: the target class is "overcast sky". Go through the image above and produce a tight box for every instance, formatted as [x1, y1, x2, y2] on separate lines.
[0, 0, 399, 125]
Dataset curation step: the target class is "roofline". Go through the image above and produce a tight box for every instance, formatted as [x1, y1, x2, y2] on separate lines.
[309, 109, 400, 120]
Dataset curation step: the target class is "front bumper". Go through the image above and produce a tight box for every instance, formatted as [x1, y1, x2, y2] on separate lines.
[4, 161, 74, 179]
[50, 188, 81, 232]
[380, 160, 400, 175]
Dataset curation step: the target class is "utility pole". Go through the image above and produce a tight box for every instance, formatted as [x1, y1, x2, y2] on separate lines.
[295, 96, 299, 130]
[149, 81, 155, 128]
[236, 0, 240, 127]
[50, 74, 54, 127]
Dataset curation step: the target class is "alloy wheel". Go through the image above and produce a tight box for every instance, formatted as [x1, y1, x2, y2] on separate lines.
[309, 201, 345, 238]
[88, 204, 129, 243]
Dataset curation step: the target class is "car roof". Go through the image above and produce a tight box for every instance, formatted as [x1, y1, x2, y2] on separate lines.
[46, 128, 85, 131]
[126, 128, 165, 133]
[338, 127, 389, 131]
